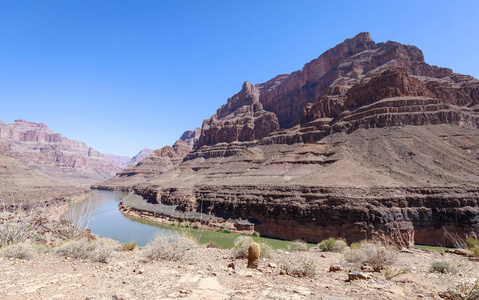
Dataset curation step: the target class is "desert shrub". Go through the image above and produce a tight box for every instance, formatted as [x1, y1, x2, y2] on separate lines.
[430, 261, 458, 274]
[350, 242, 361, 250]
[143, 234, 197, 261]
[318, 238, 347, 252]
[383, 267, 408, 280]
[345, 240, 398, 272]
[445, 279, 479, 300]
[0, 242, 35, 260]
[0, 201, 45, 246]
[278, 256, 317, 277]
[259, 243, 275, 259]
[55, 238, 118, 263]
[205, 241, 221, 248]
[466, 238, 479, 257]
[53, 198, 99, 241]
[252, 231, 260, 237]
[231, 236, 254, 258]
[122, 242, 137, 251]
[289, 240, 308, 252]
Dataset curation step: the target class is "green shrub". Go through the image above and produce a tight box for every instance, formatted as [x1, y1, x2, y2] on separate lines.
[122, 242, 137, 251]
[430, 261, 458, 274]
[252, 231, 260, 237]
[466, 238, 479, 257]
[318, 238, 347, 252]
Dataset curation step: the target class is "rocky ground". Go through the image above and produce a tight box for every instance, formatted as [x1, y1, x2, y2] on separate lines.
[1, 245, 478, 300]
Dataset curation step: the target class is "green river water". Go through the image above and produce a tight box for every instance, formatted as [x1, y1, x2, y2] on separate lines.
[66, 189, 303, 249]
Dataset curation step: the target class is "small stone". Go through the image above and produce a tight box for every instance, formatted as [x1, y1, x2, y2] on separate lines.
[279, 269, 286, 275]
[348, 270, 371, 280]
[400, 248, 413, 254]
[228, 262, 235, 270]
[268, 262, 277, 268]
[321, 254, 326, 258]
[329, 265, 345, 272]
[138, 268, 144, 274]
[360, 265, 374, 272]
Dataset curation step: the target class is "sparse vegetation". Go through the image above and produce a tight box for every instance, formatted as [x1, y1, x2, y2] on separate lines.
[318, 237, 347, 252]
[278, 256, 317, 277]
[54, 238, 118, 263]
[289, 240, 308, 252]
[466, 238, 479, 257]
[231, 236, 254, 258]
[143, 234, 197, 261]
[345, 240, 398, 272]
[430, 261, 458, 274]
[0, 200, 45, 246]
[383, 267, 408, 280]
[122, 242, 137, 251]
[53, 197, 99, 241]
[445, 279, 479, 300]
[205, 241, 221, 248]
[259, 243, 275, 259]
[252, 231, 259, 237]
[0, 242, 36, 260]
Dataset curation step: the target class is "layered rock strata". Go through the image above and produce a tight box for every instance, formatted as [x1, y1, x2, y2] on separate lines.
[99, 33, 479, 246]
[0, 119, 121, 185]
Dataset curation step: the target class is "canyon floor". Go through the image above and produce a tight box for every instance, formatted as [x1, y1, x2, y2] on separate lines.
[1, 245, 478, 300]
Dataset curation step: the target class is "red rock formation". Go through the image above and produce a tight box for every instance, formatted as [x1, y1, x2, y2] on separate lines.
[196, 81, 280, 148]
[0, 120, 121, 185]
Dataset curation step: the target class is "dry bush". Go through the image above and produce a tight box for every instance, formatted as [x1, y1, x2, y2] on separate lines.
[205, 241, 221, 248]
[54, 238, 118, 263]
[259, 243, 275, 259]
[466, 238, 479, 257]
[345, 240, 398, 271]
[231, 236, 254, 258]
[289, 240, 308, 252]
[231, 236, 273, 259]
[318, 238, 347, 252]
[0, 199, 45, 246]
[143, 234, 197, 262]
[430, 261, 458, 274]
[52, 198, 99, 241]
[0, 242, 36, 260]
[445, 279, 479, 300]
[278, 256, 317, 278]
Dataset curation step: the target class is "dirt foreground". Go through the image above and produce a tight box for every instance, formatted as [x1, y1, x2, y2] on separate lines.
[1, 246, 478, 300]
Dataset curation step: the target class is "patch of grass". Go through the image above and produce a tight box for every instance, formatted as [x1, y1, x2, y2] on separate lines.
[414, 244, 451, 254]
[430, 261, 458, 274]
[318, 238, 347, 252]
[122, 242, 137, 251]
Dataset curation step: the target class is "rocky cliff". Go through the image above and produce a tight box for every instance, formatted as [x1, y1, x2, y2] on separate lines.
[99, 33, 479, 246]
[0, 119, 121, 185]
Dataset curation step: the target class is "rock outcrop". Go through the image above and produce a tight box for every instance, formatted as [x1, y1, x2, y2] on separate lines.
[99, 33, 479, 247]
[0, 119, 121, 185]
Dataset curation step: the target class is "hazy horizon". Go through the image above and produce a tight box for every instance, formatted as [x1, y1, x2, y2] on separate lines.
[2, 0, 478, 156]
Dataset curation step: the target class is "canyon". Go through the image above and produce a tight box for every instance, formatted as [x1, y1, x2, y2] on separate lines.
[96, 32, 479, 247]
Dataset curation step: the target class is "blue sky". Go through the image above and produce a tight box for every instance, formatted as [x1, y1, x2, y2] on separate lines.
[1, 1, 478, 157]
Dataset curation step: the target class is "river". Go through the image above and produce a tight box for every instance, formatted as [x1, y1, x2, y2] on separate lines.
[65, 189, 301, 249]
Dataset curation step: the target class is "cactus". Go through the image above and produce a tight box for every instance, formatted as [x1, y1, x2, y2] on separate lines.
[247, 242, 261, 269]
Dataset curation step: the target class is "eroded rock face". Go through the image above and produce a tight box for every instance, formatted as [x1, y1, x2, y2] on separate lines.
[196, 81, 280, 148]
[0, 120, 120, 185]
[99, 33, 479, 246]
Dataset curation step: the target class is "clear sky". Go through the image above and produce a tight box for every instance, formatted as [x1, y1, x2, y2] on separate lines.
[1, 1, 478, 157]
